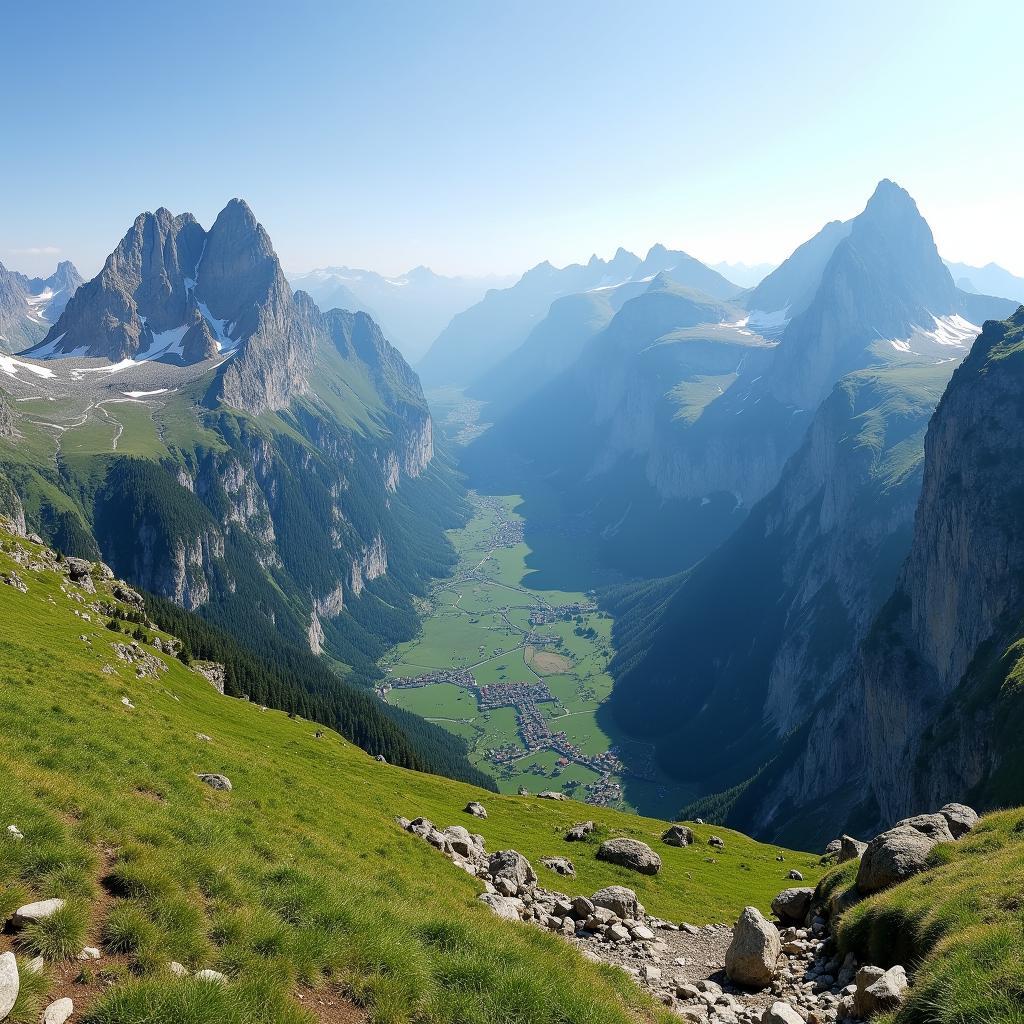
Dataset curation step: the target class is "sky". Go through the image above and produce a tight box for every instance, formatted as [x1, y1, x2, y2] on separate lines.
[4, 0, 1022, 281]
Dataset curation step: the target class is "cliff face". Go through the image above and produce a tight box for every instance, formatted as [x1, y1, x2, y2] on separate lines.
[607, 360, 951, 790]
[738, 308, 1024, 845]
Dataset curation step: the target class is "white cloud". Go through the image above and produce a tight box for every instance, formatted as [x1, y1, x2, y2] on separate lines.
[9, 246, 61, 256]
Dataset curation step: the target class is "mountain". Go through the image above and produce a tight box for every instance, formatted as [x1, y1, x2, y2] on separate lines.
[605, 358, 957, 799]
[463, 181, 1016, 584]
[289, 265, 513, 362]
[0, 200, 470, 705]
[945, 259, 1024, 303]
[416, 246, 740, 389]
[727, 306, 1024, 846]
[0, 259, 83, 353]
[711, 260, 776, 287]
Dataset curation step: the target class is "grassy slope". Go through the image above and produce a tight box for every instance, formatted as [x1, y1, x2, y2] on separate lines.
[0, 531, 821, 1024]
[817, 809, 1024, 1024]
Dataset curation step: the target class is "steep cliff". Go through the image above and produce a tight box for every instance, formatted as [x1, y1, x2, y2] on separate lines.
[606, 359, 953, 794]
[732, 307, 1024, 845]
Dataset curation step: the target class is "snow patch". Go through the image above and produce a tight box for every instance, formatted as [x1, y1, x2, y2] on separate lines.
[0, 355, 57, 379]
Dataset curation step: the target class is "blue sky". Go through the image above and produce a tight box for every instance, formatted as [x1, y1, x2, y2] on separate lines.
[5, 0, 1022, 279]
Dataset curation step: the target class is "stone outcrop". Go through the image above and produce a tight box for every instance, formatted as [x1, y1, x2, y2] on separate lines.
[725, 907, 781, 988]
[662, 824, 694, 847]
[596, 837, 662, 875]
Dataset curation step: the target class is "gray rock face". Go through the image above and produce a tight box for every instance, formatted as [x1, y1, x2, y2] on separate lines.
[540, 856, 575, 877]
[895, 812, 954, 843]
[838, 835, 867, 862]
[661, 824, 694, 847]
[0, 951, 18, 1020]
[0, 392, 16, 439]
[939, 802, 979, 838]
[537, 790, 566, 800]
[590, 886, 641, 920]
[725, 906, 781, 988]
[565, 821, 594, 841]
[853, 964, 908, 1016]
[0, 259, 83, 354]
[770, 887, 813, 924]
[488, 850, 536, 890]
[464, 801, 487, 819]
[596, 837, 662, 875]
[14, 898, 65, 923]
[478, 892, 521, 921]
[856, 825, 937, 894]
[196, 773, 232, 792]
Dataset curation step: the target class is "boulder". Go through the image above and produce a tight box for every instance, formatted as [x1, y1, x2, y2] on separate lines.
[64, 557, 93, 582]
[591, 885, 641, 919]
[169, 961, 189, 977]
[43, 997, 74, 1024]
[596, 837, 661, 875]
[856, 825, 938, 894]
[442, 825, 478, 858]
[565, 821, 594, 841]
[196, 773, 232, 791]
[787, 869, 803, 881]
[895, 813, 954, 843]
[770, 887, 814, 924]
[708, 835, 725, 849]
[488, 849, 537, 890]
[853, 965, 903, 1016]
[838, 834, 867, 862]
[661, 824, 694, 847]
[0, 952, 19, 1021]
[571, 895, 595, 919]
[863, 965, 909, 1013]
[79, 946, 101, 960]
[478, 892, 522, 921]
[823, 838, 842, 860]
[14, 898, 65, 923]
[725, 906, 781, 988]
[464, 801, 488, 819]
[939, 802, 979, 839]
[607, 922, 631, 942]
[762, 1002, 803, 1024]
[537, 790, 566, 800]
[540, 856, 575, 877]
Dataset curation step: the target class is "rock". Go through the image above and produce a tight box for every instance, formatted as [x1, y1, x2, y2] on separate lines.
[540, 856, 575, 877]
[195, 733, 212, 742]
[43, 997, 74, 1024]
[640, 964, 662, 983]
[851, 966, 886, 1016]
[823, 838, 842, 860]
[196, 773, 232, 791]
[565, 821, 594, 841]
[631, 924, 655, 941]
[488, 849, 537, 890]
[375, 754, 387, 763]
[64, 557, 93, 582]
[78, 946, 101, 960]
[856, 825, 938, 894]
[0, 952, 18, 1021]
[537, 790, 567, 800]
[771, 887, 814, 924]
[14, 898, 65, 923]
[661, 824, 694, 847]
[708, 835, 725, 849]
[677, 1010, 708, 1023]
[607, 923, 631, 942]
[762, 1002, 803, 1024]
[5, 824, 23, 841]
[591, 885, 641, 919]
[441, 825, 477, 858]
[787, 869, 803, 881]
[169, 961, 189, 976]
[571, 896, 595, 919]
[895, 813, 955, 843]
[725, 906, 781, 988]
[464, 801, 487, 819]
[939, 802, 979, 839]
[838, 835, 867, 862]
[195, 969, 229, 984]
[863, 965, 909, 1013]
[596, 837, 662, 875]
[517, 786, 529, 796]
[478, 892, 522, 921]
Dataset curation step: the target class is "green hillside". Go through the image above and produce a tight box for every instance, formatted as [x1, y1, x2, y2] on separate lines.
[0, 529, 820, 1024]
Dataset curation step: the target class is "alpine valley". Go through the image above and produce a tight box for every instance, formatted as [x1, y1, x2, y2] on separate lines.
[3, 182, 1024, 1024]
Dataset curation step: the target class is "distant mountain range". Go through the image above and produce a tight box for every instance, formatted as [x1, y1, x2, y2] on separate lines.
[710, 260, 776, 287]
[0, 259, 82, 353]
[288, 265, 514, 362]
[944, 259, 1024, 303]
[416, 245, 741, 388]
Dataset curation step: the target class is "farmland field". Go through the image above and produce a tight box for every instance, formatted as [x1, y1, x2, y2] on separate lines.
[380, 491, 690, 816]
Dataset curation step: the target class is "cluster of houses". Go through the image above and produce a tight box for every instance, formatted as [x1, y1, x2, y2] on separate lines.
[528, 599, 598, 626]
[475, 681, 555, 710]
[386, 668, 475, 690]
